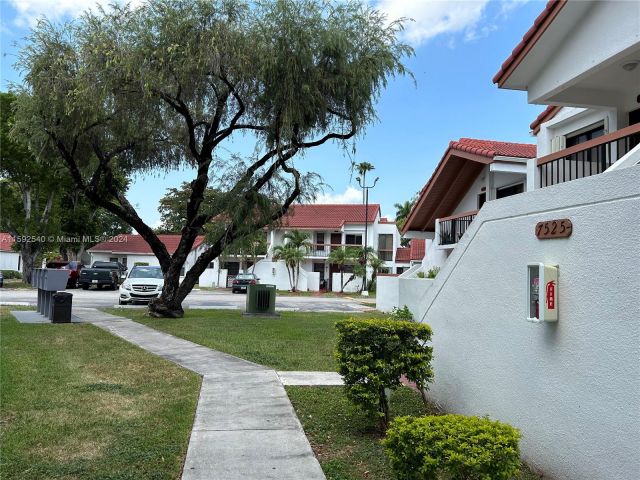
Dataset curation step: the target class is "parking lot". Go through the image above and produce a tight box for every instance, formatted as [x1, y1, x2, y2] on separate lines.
[0, 287, 372, 313]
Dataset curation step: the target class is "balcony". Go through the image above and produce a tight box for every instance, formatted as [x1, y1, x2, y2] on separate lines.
[437, 210, 478, 247]
[307, 244, 362, 258]
[537, 123, 640, 188]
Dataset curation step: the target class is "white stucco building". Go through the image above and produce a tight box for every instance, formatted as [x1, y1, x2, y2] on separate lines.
[88, 234, 206, 276]
[0, 233, 21, 272]
[390, 2, 640, 480]
[200, 204, 405, 292]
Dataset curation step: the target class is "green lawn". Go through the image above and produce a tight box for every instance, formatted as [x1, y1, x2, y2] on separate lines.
[0, 307, 200, 480]
[1, 279, 33, 289]
[287, 386, 544, 480]
[106, 308, 383, 371]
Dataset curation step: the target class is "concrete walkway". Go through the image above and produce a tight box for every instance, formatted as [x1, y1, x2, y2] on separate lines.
[73, 308, 327, 480]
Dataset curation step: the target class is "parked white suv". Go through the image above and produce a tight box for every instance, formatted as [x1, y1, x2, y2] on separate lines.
[119, 266, 164, 305]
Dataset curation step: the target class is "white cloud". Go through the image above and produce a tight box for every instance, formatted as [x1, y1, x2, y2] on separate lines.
[377, 0, 490, 46]
[377, 0, 528, 47]
[7, 0, 143, 28]
[315, 186, 362, 204]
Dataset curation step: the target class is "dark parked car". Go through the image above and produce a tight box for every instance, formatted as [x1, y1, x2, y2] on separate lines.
[78, 261, 127, 290]
[46, 260, 84, 288]
[231, 273, 259, 293]
[0, 271, 3, 288]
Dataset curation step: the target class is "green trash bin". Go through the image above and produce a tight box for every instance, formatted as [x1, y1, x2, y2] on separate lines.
[245, 284, 277, 316]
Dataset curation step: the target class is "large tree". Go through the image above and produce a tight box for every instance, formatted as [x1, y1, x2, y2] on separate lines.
[157, 182, 219, 234]
[15, 0, 411, 317]
[0, 92, 61, 282]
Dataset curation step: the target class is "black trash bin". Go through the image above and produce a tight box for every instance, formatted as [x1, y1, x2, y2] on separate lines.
[50, 292, 73, 323]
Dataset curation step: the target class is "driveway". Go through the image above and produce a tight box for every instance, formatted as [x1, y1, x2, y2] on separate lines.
[0, 287, 372, 313]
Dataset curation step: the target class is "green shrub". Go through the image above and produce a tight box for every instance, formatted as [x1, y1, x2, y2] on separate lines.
[390, 305, 413, 321]
[415, 271, 426, 278]
[384, 414, 522, 480]
[133, 262, 149, 266]
[426, 266, 440, 279]
[1, 270, 23, 280]
[335, 318, 433, 429]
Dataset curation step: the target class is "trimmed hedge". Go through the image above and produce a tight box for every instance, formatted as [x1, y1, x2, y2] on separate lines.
[383, 414, 522, 480]
[1, 270, 23, 280]
[335, 318, 433, 427]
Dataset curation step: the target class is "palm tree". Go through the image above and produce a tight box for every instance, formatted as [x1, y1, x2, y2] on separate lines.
[368, 254, 385, 291]
[354, 245, 376, 292]
[394, 200, 414, 230]
[272, 243, 306, 292]
[282, 230, 311, 290]
[356, 161, 375, 203]
[328, 247, 358, 293]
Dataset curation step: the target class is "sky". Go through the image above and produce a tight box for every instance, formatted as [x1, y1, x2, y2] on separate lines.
[0, 0, 546, 226]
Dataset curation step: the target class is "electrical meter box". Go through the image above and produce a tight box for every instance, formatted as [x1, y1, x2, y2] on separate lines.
[527, 263, 558, 322]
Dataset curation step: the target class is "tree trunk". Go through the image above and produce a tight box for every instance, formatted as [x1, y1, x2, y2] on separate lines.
[340, 269, 344, 293]
[20, 244, 37, 285]
[149, 269, 185, 318]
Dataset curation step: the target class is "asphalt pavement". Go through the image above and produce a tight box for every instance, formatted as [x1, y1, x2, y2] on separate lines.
[0, 287, 372, 313]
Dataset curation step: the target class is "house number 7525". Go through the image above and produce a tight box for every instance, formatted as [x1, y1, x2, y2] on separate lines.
[535, 219, 573, 239]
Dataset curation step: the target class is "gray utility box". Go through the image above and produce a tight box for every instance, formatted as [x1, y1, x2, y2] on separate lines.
[33, 268, 71, 320]
[245, 284, 278, 317]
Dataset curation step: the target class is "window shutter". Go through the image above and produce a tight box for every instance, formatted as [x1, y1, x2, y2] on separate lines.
[551, 136, 566, 153]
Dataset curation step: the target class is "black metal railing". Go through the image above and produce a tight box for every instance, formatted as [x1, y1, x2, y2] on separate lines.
[538, 123, 640, 188]
[438, 211, 477, 246]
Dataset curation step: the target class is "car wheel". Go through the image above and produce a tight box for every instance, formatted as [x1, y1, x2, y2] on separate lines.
[82, 285, 89, 290]
[118, 298, 125, 305]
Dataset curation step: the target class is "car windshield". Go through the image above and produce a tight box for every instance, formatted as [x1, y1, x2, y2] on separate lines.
[129, 267, 163, 279]
[236, 274, 256, 280]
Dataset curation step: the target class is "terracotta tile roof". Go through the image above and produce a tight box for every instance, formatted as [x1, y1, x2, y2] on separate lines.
[0, 233, 16, 252]
[493, 0, 567, 86]
[451, 138, 536, 159]
[394, 239, 425, 263]
[402, 138, 535, 234]
[89, 234, 205, 255]
[282, 204, 380, 229]
[530, 105, 561, 133]
[395, 247, 411, 262]
[379, 217, 395, 224]
[410, 239, 425, 260]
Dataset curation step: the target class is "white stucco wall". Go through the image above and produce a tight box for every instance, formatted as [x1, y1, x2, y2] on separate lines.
[376, 273, 434, 319]
[418, 166, 640, 480]
[0, 251, 21, 272]
[526, 1, 640, 107]
[331, 272, 362, 293]
[376, 275, 400, 312]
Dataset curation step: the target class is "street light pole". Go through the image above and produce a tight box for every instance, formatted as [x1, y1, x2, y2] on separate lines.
[357, 175, 379, 297]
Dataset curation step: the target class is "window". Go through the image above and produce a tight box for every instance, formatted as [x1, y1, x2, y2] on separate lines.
[207, 262, 215, 269]
[316, 232, 325, 251]
[378, 233, 393, 261]
[496, 183, 524, 199]
[345, 234, 362, 245]
[566, 124, 605, 147]
[396, 267, 408, 274]
[223, 261, 240, 275]
[109, 257, 118, 262]
[378, 267, 390, 274]
[478, 192, 486, 209]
